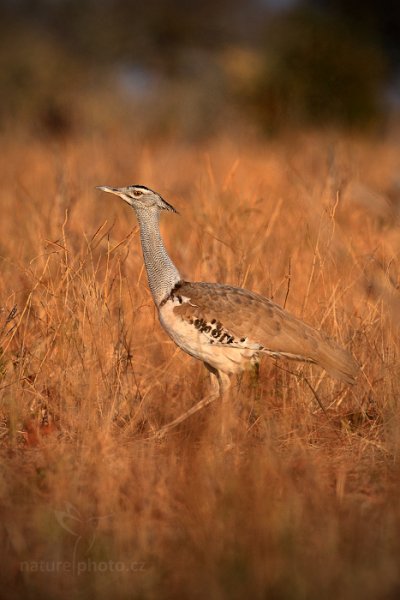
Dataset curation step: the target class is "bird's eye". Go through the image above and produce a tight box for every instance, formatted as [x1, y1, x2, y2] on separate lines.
[133, 190, 142, 198]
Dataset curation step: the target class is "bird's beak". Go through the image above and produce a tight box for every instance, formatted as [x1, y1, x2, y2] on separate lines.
[96, 185, 132, 206]
[96, 186, 121, 196]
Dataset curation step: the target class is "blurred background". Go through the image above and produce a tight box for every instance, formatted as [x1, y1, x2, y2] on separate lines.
[1, 0, 399, 140]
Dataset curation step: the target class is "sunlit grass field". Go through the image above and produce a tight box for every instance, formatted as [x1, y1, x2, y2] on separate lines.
[1, 129, 399, 599]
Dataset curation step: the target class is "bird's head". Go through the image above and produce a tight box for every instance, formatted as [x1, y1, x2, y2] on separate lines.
[96, 185, 178, 214]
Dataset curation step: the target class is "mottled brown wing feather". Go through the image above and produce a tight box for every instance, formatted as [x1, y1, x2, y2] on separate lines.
[172, 281, 358, 384]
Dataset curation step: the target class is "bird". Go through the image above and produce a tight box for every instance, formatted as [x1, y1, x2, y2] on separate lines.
[96, 184, 358, 435]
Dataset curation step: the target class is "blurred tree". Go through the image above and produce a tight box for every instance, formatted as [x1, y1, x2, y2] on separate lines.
[312, 0, 400, 66]
[0, 20, 82, 135]
[0, 0, 396, 135]
[242, 6, 388, 131]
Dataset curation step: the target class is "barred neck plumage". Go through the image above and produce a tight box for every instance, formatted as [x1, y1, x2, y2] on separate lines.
[135, 207, 181, 307]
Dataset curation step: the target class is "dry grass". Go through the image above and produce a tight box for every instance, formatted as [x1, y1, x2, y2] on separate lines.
[1, 129, 400, 599]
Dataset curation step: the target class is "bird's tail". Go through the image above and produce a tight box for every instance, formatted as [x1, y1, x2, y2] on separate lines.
[313, 335, 359, 384]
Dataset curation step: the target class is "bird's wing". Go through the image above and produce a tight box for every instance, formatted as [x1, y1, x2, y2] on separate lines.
[171, 281, 358, 383]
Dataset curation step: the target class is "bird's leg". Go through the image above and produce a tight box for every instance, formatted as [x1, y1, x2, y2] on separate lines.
[203, 362, 231, 396]
[204, 363, 232, 442]
[217, 370, 232, 442]
[250, 361, 260, 387]
[154, 363, 230, 439]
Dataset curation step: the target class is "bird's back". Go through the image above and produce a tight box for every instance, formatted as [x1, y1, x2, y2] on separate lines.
[160, 281, 358, 384]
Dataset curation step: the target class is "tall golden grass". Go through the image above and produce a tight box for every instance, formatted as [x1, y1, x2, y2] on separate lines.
[1, 129, 399, 599]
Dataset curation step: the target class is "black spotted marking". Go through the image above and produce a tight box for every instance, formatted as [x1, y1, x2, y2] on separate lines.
[240, 337, 246, 342]
[159, 280, 184, 307]
[171, 281, 183, 293]
[188, 315, 239, 347]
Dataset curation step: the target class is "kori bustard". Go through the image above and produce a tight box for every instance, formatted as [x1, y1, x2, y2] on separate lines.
[97, 184, 358, 435]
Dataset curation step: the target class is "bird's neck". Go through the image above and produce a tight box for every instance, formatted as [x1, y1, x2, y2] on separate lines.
[135, 208, 181, 307]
